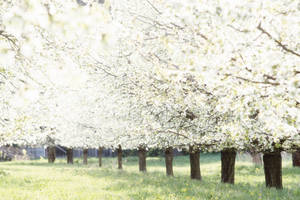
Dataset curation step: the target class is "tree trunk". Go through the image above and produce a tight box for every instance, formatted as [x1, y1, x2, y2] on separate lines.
[189, 146, 201, 180]
[263, 151, 282, 189]
[117, 145, 122, 169]
[221, 149, 236, 184]
[250, 152, 262, 166]
[138, 146, 147, 172]
[292, 149, 300, 167]
[165, 147, 174, 176]
[47, 146, 56, 163]
[66, 148, 73, 164]
[83, 149, 88, 165]
[98, 147, 103, 167]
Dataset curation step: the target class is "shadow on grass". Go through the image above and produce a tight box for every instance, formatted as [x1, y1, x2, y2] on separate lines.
[0, 158, 100, 168]
[0, 154, 220, 169]
[79, 166, 299, 200]
[124, 154, 221, 167]
[1, 156, 300, 200]
[236, 164, 300, 177]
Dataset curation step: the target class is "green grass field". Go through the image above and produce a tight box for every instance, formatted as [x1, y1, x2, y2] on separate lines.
[0, 154, 299, 200]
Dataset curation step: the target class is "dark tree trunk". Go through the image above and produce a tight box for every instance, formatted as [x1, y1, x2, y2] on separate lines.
[189, 146, 201, 180]
[117, 145, 122, 169]
[250, 152, 262, 166]
[263, 151, 282, 189]
[138, 146, 147, 172]
[165, 147, 174, 176]
[98, 147, 103, 167]
[221, 149, 236, 184]
[47, 146, 56, 163]
[83, 149, 88, 165]
[66, 148, 73, 164]
[292, 149, 300, 167]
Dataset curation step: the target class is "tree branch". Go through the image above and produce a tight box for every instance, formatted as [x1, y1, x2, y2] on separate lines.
[225, 73, 280, 86]
[90, 56, 117, 77]
[0, 30, 19, 50]
[145, 0, 162, 15]
[257, 22, 300, 57]
[157, 130, 190, 140]
[227, 24, 249, 33]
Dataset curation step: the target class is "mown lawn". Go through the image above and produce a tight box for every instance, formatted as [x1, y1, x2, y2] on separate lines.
[0, 153, 299, 200]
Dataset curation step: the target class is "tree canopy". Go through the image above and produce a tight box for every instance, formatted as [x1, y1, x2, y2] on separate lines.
[0, 0, 299, 152]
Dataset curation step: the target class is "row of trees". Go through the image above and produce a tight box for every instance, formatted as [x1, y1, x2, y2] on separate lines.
[0, 0, 299, 190]
[45, 146, 299, 184]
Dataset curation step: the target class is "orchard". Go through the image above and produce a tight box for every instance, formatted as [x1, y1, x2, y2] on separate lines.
[0, 0, 299, 198]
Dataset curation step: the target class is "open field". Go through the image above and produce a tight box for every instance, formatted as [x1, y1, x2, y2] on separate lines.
[0, 154, 299, 200]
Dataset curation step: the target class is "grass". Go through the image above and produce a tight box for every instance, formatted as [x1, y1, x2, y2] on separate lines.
[0, 153, 299, 200]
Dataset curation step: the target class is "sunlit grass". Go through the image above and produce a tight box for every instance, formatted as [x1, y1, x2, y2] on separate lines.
[0, 154, 299, 200]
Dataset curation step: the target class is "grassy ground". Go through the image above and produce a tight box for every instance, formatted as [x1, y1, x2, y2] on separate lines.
[0, 153, 299, 200]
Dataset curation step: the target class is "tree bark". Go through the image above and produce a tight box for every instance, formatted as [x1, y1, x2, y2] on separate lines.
[98, 147, 103, 167]
[221, 149, 236, 184]
[165, 147, 174, 176]
[250, 152, 262, 166]
[138, 146, 147, 172]
[47, 146, 56, 163]
[292, 149, 300, 167]
[117, 145, 122, 169]
[83, 149, 88, 165]
[189, 146, 201, 180]
[66, 148, 73, 164]
[263, 151, 282, 189]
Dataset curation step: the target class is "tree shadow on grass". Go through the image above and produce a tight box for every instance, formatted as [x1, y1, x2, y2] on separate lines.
[80, 167, 299, 200]
[1, 158, 300, 200]
[124, 154, 221, 168]
[235, 164, 300, 176]
[0, 158, 101, 168]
